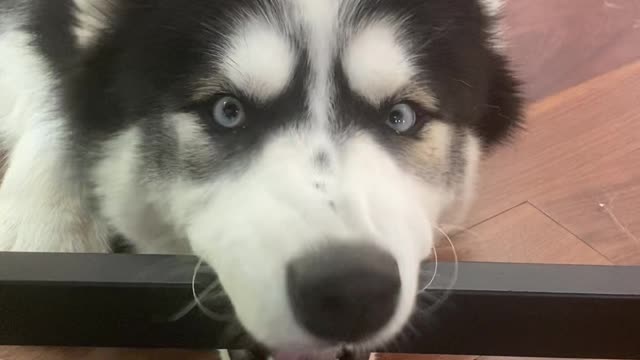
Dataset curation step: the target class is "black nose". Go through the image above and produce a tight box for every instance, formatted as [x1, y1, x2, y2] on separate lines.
[286, 244, 401, 343]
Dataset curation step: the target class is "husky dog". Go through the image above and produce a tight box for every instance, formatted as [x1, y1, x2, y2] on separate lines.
[0, 0, 522, 358]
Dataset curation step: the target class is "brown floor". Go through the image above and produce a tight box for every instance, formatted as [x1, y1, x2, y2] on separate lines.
[2, 0, 640, 359]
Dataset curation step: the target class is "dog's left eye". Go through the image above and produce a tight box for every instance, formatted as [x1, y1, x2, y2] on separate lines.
[386, 103, 424, 135]
[212, 96, 246, 129]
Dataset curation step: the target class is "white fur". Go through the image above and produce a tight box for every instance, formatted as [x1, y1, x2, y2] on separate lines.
[343, 21, 414, 105]
[219, 350, 232, 360]
[478, 0, 505, 17]
[478, 0, 507, 51]
[439, 131, 482, 228]
[0, 30, 109, 252]
[91, 126, 192, 255]
[72, 0, 113, 48]
[288, 0, 342, 130]
[223, 21, 297, 102]
[460, 133, 481, 221]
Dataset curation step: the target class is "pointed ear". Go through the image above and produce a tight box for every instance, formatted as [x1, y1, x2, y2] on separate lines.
[472, 0, 523, 149]
[475, 54, 525, 150]
[72, 0, 117, 48]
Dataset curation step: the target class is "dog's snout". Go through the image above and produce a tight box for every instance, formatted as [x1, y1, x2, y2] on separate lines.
[286, 244, 400, 343]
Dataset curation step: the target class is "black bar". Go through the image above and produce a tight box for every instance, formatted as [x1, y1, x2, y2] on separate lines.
[1, 253, 640, 359]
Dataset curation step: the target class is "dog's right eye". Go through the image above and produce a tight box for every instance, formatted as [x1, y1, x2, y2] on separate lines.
[212, 96, 246, 129]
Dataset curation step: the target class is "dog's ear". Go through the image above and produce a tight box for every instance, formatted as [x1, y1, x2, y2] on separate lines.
[473, 0, 525, 149]
[475, 55, 524, 150]
[72, 0, 118, 49]
[477, 0, 507, 52]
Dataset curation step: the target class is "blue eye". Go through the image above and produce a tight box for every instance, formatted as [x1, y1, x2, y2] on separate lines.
[387, 103, 418, 134]
[212, 96, 246, 128]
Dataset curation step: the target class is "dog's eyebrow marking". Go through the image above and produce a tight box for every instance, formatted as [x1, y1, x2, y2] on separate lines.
[342, 21, 414, 105]
[221, 21, 296, 102]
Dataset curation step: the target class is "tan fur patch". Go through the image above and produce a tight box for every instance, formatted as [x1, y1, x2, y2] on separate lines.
[405, 120, 452, 178]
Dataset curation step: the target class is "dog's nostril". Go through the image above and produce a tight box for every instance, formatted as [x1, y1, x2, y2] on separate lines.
[286, 244, 400, 343]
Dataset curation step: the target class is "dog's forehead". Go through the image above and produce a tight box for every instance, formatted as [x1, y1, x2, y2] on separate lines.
[212, 0, 427, 106]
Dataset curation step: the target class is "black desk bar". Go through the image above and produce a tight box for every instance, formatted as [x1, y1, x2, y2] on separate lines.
[1, 253, 639, 359]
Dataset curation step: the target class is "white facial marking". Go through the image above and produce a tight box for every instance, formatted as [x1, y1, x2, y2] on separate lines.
[184, 128, 435, 350]
[223, 22, 296, 102]
[343, 21, 414, 105]
[288, 0, 342, 129]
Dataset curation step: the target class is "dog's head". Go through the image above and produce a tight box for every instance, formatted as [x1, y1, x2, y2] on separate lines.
[62, 0, 522, 352]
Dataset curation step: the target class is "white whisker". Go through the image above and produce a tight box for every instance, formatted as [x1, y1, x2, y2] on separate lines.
[438, 223, 480, 238]
[169, 259, 229, 322]
[421, 245, 438, 291]
[434, 225, 459, 292]
[192, 258, 230, 321]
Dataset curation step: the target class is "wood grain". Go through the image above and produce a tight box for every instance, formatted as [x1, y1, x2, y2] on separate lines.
[378, 203, 612, 360]
[437, 203, 611, 265]
[468, 59, 640, 264]
[504, 0, 640, 101]
[0, 346, 218, 360]
[0, 348, 219, 360]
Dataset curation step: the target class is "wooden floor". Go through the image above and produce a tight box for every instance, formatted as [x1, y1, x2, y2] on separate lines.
[2, 0, 639, 359]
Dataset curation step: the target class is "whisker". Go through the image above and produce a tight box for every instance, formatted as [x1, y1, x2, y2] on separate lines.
[390, 226, 463, 351]
[421, 245, 438, 291]
[434, 225, 459, 292]
[438, 223, 480, 238]
[412, 225, 460, 320]
[169, 281, 223, 322]
[170, 259, 231, 322]
[191, 258, 231, 321]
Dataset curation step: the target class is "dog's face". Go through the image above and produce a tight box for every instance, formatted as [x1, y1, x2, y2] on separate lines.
[60, 0, 521, 352]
